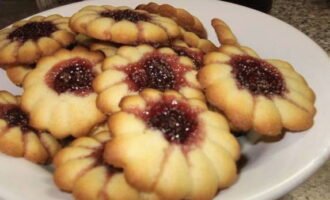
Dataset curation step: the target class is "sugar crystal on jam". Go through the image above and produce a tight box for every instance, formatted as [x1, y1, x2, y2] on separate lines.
[46, 58, 95, 96]
[147, 101, 198, 144]
[130, 57, 175, 91]
[230, 55, 285, 96]
[123, 53, 190, 92]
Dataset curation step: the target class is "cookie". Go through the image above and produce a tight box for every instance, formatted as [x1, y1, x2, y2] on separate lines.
[53, 128, 159, 200]
[198, 18, 316, 135]
[104, 89, 240, 200]
[21, 46, 106, 139]
[136, 2, 207, 39]
[93, 44, 204, 114]
[0, 15, 76, 65]
[2, 37, 111, 87]
[0, 91, 61, 164]
[69, 5, 181, 45]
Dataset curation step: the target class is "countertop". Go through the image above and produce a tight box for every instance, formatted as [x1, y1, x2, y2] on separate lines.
[0, 0, 329, 199]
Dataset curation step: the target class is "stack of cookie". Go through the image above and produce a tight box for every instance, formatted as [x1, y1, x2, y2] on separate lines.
[0, 2, 316, 200]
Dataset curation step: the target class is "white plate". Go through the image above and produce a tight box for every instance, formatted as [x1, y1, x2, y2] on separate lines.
[0, 0, 329, 200]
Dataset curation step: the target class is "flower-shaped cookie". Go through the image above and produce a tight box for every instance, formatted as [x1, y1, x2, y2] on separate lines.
[0, 14, 75, 65]
[136, 2, 207, 39]
[0, 91, 61, 164]
[53, 125, 167, 200]
[69, 5, 181, 45]
[104, 89, 240, 200]
[3, 41, 118, 87]
[93, 45, 204, 114]
[53, 129, 147, 200]
[2, 35, 98, 87]
[198, 18, 316, 135]
[21, 46, 106, 139]
[3, 39, 118, 87]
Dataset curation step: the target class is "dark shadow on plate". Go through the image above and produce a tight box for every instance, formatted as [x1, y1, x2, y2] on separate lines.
[42, 164, 55, 173]
[237, 153, 248, 174]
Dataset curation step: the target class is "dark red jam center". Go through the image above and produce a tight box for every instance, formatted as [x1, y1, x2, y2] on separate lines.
[100, 9, 150, 23]
[8, 21, 57, 42]
[0, 105, 35, 133]
[46, 58, 95, 96]
[130, 57, 174, 91]
[149, 105, 197, 144]
[122, 53, 190, 92]
[172, 46, 204, 69]
[230, 55, 285, 96]
[139, 98, 199, 145]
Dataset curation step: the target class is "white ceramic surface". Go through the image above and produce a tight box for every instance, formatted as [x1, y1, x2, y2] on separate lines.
[0, 0, 329, 200]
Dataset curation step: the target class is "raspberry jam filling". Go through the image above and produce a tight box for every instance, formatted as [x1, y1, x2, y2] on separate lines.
[122, 52, 190, 91]
[0, 105, 35, 132]
[230, 55, 286, 96]
[172, 46, 204, 69]
[140, 98, 199, 145]
[100, 9, 150, 23]
[8, 21, 57, 42]
[46, 58, 95, 96]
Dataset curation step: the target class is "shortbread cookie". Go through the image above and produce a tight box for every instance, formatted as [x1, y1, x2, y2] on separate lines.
[3, 39, 114, 87]
[94, 45, 204, 114]
[0, 15, 76, 65]
[69, 5, 181, 45]
[104, 89, 240, 200]
[53, 129, 157, 200]
[21, 46, 106, 139]
[136, 2, 207, 39]
[53, 130, 113, 192]
[0, 91, 61, 164]
[4, 63, 36, 86]
[53, 128, 166, 200]
[198, 18, 316, 135]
